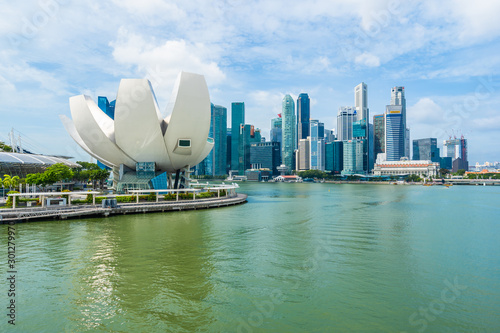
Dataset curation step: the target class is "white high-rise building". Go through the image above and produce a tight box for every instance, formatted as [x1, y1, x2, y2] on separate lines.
[355, 82, 368, 121]
[337, 106, 356, 141]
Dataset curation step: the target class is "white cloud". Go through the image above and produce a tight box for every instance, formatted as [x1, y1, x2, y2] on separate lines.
[355, 52, 381, 67]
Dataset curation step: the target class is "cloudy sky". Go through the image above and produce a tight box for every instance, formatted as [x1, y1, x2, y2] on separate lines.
[1, 0, 499, 164]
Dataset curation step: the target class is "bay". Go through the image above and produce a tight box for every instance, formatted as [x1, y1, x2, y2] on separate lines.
[1, 183, 499, 332]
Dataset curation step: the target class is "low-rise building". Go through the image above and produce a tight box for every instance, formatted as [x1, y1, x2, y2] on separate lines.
[373, 160, 439, 177]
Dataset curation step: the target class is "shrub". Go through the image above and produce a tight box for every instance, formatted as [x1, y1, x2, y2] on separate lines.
[197, 191, 216, 199]
[164, 193, 176, 201]
[5, 191, 19, 208]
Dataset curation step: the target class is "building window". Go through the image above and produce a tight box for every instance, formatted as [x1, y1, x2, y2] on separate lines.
[178, 139, 191, 147]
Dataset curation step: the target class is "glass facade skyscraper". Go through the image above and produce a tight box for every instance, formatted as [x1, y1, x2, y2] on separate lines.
[325, 141, 343, 174]
[413, 138, 440, 162]
[355, 83, 368, 122]
[98, 96, 116, 120]
[337, 107, 356, 141]
[385, 105, 404, 161]
[231, 102, 245, 172]
[297, 93, 310, 143]
[310, 120, 325, 171]
[342, 140, 364, 175]
[373, 114, 385, 156]
[250, 142, 281, 175]
[282, 95, 295, 172]
[210, 104, 227, 175]
[390, 86, 408, 157]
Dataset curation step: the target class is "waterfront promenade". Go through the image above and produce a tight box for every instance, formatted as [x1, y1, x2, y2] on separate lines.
[0, 193, 247, 223]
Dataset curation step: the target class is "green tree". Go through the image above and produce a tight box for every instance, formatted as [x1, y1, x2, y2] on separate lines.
[456, 169, 466, 176]
[2, 175, 19, 190]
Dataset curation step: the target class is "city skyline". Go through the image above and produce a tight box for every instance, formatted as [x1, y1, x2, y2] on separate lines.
[1, 0, 499, 164]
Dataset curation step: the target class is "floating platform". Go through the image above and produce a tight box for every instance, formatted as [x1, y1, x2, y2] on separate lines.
[0, 193, 247, 223]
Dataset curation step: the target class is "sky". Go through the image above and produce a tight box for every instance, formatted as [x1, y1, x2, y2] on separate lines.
[1, 0, 499, 164]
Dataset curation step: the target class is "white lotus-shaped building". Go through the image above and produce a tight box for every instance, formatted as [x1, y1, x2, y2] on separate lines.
[60, 72, 213, 187]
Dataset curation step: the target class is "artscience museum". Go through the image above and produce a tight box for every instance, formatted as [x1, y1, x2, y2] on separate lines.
[60, 72, 214, 192]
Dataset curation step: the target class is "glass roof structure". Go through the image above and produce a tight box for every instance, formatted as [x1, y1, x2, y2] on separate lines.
[0, 152, 80, 178]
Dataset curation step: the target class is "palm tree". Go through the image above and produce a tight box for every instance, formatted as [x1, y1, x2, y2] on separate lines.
[2, 175, 20, 191]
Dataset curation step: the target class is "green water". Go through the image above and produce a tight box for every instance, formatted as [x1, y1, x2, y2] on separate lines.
[1, 183, 500, 332]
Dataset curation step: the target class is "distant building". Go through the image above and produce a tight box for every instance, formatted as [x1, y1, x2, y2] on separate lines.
[413, 138, 440, 163]
[324, 129, 336, 142]
[325, 141, 343, 174]
[390, 86, 409, 158]
[342, 139, 365, 175]
[197, 104, 227, 176]
[231, 102, 245, 172]
[282, 95, 296, 171]
[444, 137, 468, 173]
[250, 142, 281, 175]
[226, 129, 231, 173]
[297, 93, 310, 143]
[297, 138, 310, 171]
[337, 106, 356, 141]
[385, 105, 404, 161]
[373, 114, 385, 157]
[239, 124, 260, 174]
[310, 120, 325, 171]
[373, 160, 439, 177]
[355, 82, 368, 122]
[98, 96, 115, 120]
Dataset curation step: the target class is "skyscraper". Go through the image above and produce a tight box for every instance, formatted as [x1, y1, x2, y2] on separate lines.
[98, 96, 116, 120]
[342, 140, 364, 175]
[297, 93, 310, 143]
[413, 138, 440, 163]
[231, 102, 245, 172]
[282, 94, 296, 172]
[250, 142, 281, 175]
[325, 141, 343, 174]
[390, 86, 408, 157]
[297, 138, 310, 171]
[355, 82, 368, 121]
[373, 114, 385, 157]
[210, 104, 227, 175]
[310, 120, 325, 171]
[337, 106, 356, 141]
[385, 105, 404, 161]
[444, 136, 468, 172]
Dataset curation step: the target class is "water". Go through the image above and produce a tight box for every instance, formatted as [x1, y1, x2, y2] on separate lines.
[1, 183, 500, 332]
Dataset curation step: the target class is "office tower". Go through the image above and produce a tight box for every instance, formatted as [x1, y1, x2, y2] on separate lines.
[325, 141, 343, 174]
[210, 104, 227, 175]
[238, 124, 255, 174]
[406, 128, 411, 158]
[250, 142, 281, 175]
[252, 128, 262, 143]
[413, 138, 440, 162]
[297, 138, 310, 171]
[337, 106, 356, 141]
[310, 120, 325, 171]
[226, 129, 231, 173]
[282, 94, 296, 171]
[270, 116, 282, 143]
[352, 119, 368, 173]
[444, 136, 468, 172]
[342, 140, 364, 175]
[385, 105, 404, 161]
[198, 104, 227, 176]
[324, 129, 336, 143]
[368, 123, 374, 172]
[98, 96, 116, 120]
[231, 102, 245, 172]
[355, 82, 368, 121]
[373, 114, 385, 158]
[390, 86, 408, 157]
[297, 93, 310, 142]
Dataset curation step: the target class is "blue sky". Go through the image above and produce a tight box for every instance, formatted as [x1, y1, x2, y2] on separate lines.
[1, 0, 499, 164]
